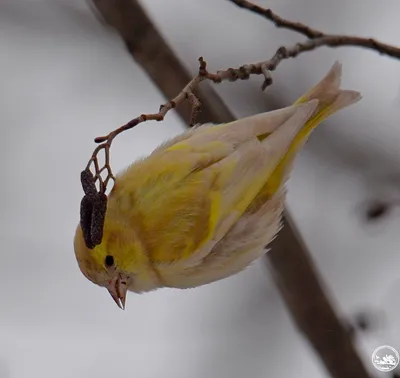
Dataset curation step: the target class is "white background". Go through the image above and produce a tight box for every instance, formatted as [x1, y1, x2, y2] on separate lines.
[1, 0, 400, 377]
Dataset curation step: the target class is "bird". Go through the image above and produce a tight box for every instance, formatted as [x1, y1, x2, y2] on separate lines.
[74, 62, 361, 309]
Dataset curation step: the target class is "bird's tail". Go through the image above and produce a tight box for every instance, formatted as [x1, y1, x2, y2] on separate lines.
[251, 62, 361, 208]
[291, 61, 361, 147]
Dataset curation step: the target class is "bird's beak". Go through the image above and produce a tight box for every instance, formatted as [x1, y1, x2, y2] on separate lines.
[107, 275, 128, 310]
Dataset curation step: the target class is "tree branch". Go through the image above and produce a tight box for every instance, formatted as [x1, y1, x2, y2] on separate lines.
[227, 0, 325, 38]
[228, 0, 400, 59]
[86, 1, 400, 192]
[91, 0, 234, 126]
[266, 212, 370, 378]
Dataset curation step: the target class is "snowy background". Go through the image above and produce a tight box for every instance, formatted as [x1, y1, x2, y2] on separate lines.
[1, 0, 400, 377]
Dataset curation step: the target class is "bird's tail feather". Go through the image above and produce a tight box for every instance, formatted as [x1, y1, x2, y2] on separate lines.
[250, 61, 361, 210]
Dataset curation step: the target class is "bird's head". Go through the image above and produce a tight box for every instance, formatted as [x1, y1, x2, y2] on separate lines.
[73, 225, 132, 310]
[73, 218, 163, 309]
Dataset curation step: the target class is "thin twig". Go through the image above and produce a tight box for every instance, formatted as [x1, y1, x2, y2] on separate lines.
[85, 1, 400, 191]
[227, 0, 324, 38]
[86, 23, 400, 191]
[86, 66, 204, 193]
[84, 56, 271, 191]
[227, 0, 400, 58]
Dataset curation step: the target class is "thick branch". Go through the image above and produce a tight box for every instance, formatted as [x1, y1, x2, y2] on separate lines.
[267, 213, 370, 378]
[91, 0, 233, 126]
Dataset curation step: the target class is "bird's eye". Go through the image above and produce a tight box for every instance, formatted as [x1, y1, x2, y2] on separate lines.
[105, 255, 115, 267]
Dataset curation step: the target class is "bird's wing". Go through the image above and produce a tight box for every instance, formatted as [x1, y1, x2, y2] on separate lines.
[112, 102, 317, 266]
[113, 62, 361, 271]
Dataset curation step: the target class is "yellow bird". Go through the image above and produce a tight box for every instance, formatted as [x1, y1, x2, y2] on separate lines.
[74, 62, 361, 309]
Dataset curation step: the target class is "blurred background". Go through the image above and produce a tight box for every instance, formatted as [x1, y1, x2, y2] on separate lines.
[1, 0, 400, 377]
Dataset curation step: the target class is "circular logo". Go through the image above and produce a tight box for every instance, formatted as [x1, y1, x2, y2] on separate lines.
[372, 345, 399, 372]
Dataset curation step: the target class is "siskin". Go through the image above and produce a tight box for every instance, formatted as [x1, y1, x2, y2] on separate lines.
[74, 62, 361, 309]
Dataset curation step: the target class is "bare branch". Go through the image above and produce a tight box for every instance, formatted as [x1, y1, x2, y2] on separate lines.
[267, 213, 371, 378]
[228, 0, 400, 59]
[84, 56, 271, 191]
[85, 1, 400, 193]
[91, 0, 233, 126]
[86, 29, 400, 193]
[227, 0, 324, 38]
